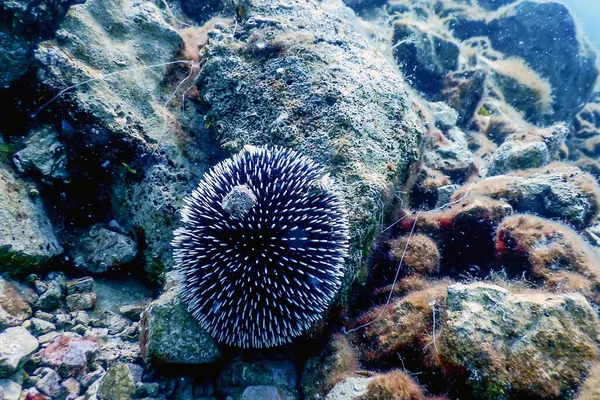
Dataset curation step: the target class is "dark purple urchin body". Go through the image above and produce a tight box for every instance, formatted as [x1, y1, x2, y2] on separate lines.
[172, 145, 349, 348]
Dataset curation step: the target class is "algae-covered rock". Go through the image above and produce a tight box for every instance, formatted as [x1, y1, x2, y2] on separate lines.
[71, 225, 137, 274]
[140, 272, 221, 364]
[96, 363, 135, 400]
[301, 334, 358, 399]
[33, 0, 209, 283]
[0, 165, 62, 274]
[440, 283, 600, 399]
[487, 124, 568, 176]
[392, 19, 460, 95]
[495, 214, 600, 303]
[453, 163, 600, 228]
[350, 281, 451, 370]
[12, 125, 68, 182]
[197, 0, 424, 296]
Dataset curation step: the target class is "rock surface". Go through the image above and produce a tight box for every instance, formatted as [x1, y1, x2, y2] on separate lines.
[71, 225, 137, 274]
[0, 277, 31, 330]
[0, 166, 62, 274]
[441, 283, 600, 399]
[197, 0, 424, 293]
[0, 327, 39, 378]
[140, 272, 221, 364]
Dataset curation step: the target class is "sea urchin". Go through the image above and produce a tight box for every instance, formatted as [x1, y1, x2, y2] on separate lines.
[172, 145, 349, 348]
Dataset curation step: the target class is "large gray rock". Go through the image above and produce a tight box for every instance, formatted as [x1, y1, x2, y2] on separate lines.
[13, 125, 68, 182]
[96, 363, 135, 400]
[34, 0, 210, 283]
[487, 123, 568, 176]
[441, 283, 600, 399]
[0, 166, 62, 274]
[71, 225, 137, 274]
[0, 0, 75, 88]
[0, 378, 22, 400]
[140, 272, 221, 364]
[197, 0, 424, 294]
[453, 1, 598, 124]
[0, 327, 39, 378]
[392, 19, 460, 95]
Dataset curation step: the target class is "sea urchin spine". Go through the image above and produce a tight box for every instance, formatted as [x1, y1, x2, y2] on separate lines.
[172, 145, 349, 348]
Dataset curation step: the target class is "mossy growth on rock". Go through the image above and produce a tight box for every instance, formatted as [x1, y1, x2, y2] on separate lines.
[439, 283, 600, 399]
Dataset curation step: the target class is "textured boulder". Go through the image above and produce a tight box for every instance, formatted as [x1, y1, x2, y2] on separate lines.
[140, 272, 221, 364]
[440, 69, 486, 127]
[0, 166, 62, 274]
[0, 326, 39, 378]
[96, 363, 135, 400]
[453, 163, 600, 228]
[0, 0, 76, 88]
[71, 225, 137, 273]
[197, 0, 424, 294]
[495, 214, 600, 302]
[452, 1, 598, 123]
[393, 20, 460, 95]
[440, 283, 600, 399]
[350, 281, 451, 370]
[40, 334, 99, 378]
[12, 125, 68, 182]
[487, 123, 568, 176]
[34, 0, 209, 282]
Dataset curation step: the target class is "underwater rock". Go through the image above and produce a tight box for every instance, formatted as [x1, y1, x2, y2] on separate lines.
[33, 0, 209, 283]
[0, 378, 21, 400]
[12, 125, 68, 182]
[301, 334, 358, 399]
[574, 91, 600, 139]
[440, 282, 600, 399]
[452, 1, 598, 124]
[392, 19, 460, 96]
[0, 276, 31, 330]
[197, 0, 424, 297]
[349, 281, 451, 370]
[33, 278, 63, 312]
[0, 166, 62, 274]
[71, 225, 137, 274]
[495, 214, 600, 302]
[487, 123, 568, 176]
[356, 370, 429, 400]
[217, 355, 298, 400]
[96, 363, 136, 400]
[0, 0, 76, 88]
[387, 234, 440, 276]
[453, 163, 600, 229]
[440, 69, 486, 127]
[140, 272, 221, 364]
[422, 130, 477, 184]
[325, 376, 373, 400]
[0, 326, 39, 378]
[65, 293, 96, 312]
[398, 196, 512, 273]
[40, 333, 98, 378]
